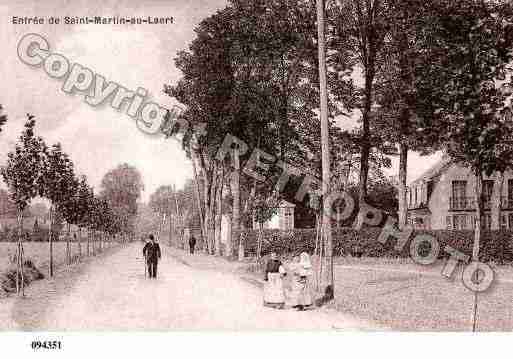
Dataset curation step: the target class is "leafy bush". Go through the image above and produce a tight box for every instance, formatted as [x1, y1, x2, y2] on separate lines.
[232, 227, 513, 263]
[0, 260, 44, 296]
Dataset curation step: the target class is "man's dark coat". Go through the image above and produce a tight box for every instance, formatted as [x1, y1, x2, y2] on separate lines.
[143, 242, 161, 263]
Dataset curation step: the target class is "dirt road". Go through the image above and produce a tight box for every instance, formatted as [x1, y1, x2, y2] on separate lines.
[2, 243, 380, 330]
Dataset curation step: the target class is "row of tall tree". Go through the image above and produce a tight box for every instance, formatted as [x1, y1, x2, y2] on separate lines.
[1, 114, 129, 296]
[163, 0, 513, 299]
[164, 0, 343, 257]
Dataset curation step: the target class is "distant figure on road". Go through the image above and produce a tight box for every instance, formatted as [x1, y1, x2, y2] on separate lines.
[189, 235, 197, 254]
[263, 252, 286, 309]
[290, 252, 313, 311]
[143, 234, 161, 279]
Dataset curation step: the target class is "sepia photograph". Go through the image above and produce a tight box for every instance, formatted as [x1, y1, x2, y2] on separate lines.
[1, 0, 513, 356]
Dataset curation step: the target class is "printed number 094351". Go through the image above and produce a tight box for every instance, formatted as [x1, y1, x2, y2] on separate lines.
[31, 341, 62, 350]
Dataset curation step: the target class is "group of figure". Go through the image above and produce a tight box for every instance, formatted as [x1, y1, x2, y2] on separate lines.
[263, 251, 313, 311]
[141, 233, 314, 311]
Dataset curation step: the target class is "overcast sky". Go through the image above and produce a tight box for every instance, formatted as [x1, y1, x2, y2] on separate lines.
[0, 0, 440, 202]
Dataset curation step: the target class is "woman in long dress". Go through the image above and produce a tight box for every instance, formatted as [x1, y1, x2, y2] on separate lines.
[290, 252, 313, 311]
[263, 252, 286, 309]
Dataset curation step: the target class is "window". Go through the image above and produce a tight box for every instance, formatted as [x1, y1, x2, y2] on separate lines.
[501, 214, 507, 229]
[446, 216, 453, 230]
[470, 214, 476, 229]
[447, 214, 472, 230]
[481, 214, 492, 229]
[509, 213, 513, 229]
[415, 187, 418, 206]
[482, 180, 494, 208]
[282, 207, 293, 230]
[427, 181, 434, 201]
[483, 180, 494, 200]
[508, 179, 513, 208]
[452, 181, 467, 209]
[453, 214, 467, 230]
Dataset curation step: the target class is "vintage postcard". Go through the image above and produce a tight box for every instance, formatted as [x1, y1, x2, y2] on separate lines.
[1, 0, 513, 356]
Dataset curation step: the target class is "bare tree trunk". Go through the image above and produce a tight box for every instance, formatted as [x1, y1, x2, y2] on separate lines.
[191, 155, 205, 244]
[169, 215, 178, 248]
[201, 164, 212, 253]
[157, 212, 164, 242]
[78, 227, 82, 258]
[203, 214, 210, 253]
[491, 172, 504, 230]
[215, 169, 224, 256]
[238, 233, 245, 261]
[354, 29, 376, 231]
[473, 170, 483, 261]
[317, 0, 334, 301]
[355, 145, 370, 230]
[316, 221, 324, 293]
[231, 147, 241, 232]
[87, 228, 90, 256]
[472, 169, 484, 332]
[15, 241, 19, 295]
[314, 213, 320, 257]
[66, 222, 71, 265]
[224, 215, 232, 258]
[238, 180, 257, 261]
[208, 164, 219, 254]
[19, 239, 24, 296]
[16, 212, 25, 296]
[257, 223, 263, 259]
[173, 185, 180, 247]
[49, 206, 54, 277]
[398, 142, 409, 229]
[343, 154, 353, 191]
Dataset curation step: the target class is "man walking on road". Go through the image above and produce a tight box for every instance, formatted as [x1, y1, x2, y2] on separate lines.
[143, 234, 161, 278]
[189, 235, 196, 254]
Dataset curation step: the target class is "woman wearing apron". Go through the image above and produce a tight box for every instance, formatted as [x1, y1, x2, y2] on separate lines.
[263, 252, 286, 309]
[290, 252, 313, 311]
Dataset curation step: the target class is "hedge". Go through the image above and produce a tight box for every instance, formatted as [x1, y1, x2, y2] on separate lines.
[231, 227, 513, 264]
[0, 229, 73, 242]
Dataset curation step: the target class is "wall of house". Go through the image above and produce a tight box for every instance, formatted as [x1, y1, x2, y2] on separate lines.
[425, 164, 513, 230]
[252, 205, 295, 230]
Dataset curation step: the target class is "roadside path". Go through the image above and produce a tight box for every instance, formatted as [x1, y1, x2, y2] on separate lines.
[3, 243, 382, 330]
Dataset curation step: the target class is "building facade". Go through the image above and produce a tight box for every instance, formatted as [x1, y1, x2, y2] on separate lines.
[252, 200, 295, 230]
[407, 157, 513, 230]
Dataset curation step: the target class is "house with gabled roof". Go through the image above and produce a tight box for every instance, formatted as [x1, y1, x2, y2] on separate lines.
[407, 155, 513, 230]
[252, 200, 296, 230]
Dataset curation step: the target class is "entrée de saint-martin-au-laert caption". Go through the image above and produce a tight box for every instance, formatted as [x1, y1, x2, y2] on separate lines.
[11, 16, 174, 25]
